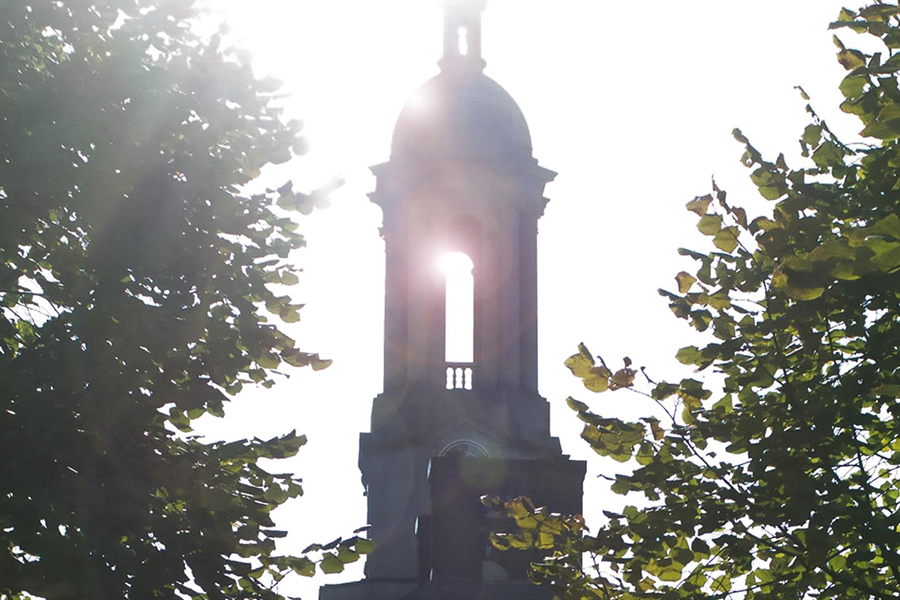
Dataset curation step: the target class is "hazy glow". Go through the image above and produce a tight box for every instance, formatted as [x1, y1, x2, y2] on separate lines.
[405, 89, 430, 113]
[202, 2, 858, 599]
[442, 252, 474, 363]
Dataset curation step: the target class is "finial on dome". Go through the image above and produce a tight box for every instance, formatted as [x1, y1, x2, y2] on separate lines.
[438, 0, 488, 73]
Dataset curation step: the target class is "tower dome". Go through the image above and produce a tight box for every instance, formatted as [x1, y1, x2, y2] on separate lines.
[389, 0, 533, 164]
[391, 71, 533, 163]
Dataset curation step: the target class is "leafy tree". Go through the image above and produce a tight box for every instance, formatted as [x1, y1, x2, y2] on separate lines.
[0, 1, 369, 598]
[493, 4, 900, 600]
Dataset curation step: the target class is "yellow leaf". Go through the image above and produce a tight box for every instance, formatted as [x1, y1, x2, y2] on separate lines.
[509, 532, 533, 550]
[504, 497, 534, 519]
[583, 366, 611, 393]
[785, 283, 825, 301]
[515, 515, 538, 530]
[675, 271, 696, 294]
[685, 195, 712, 216]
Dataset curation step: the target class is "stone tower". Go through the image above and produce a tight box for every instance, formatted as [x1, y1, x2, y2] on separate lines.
[321, 2, 584, 599]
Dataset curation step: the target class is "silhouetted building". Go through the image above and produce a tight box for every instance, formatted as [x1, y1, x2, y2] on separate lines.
[321, 1, 585, 599]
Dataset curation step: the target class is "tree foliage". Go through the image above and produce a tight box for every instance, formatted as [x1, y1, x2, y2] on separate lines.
[495, 4, 900, 600]
[0, 1, 368, 598]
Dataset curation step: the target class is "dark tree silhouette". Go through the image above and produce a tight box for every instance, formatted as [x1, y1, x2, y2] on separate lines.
[0, 1, 369, 598]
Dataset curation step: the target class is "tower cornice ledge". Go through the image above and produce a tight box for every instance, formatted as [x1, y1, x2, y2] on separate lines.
[369, 160, 556, 218]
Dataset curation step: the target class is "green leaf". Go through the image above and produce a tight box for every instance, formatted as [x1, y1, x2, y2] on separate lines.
[292, 557, 317, 578]
[567, 397, 590, 412]
[713, 227, 739, 252]
[610, 478, 631, 495]
[258, 353, 280, 369]
[837, 48, 866, 70]
[337, 547, 359, 564]
[861, 119, 900, 141]
[750, 217, 779, 233]
[860, 4, 900, 20]
[785, 282, 825, 301]
[802, 124, 823, 146]
[877, 103, 900, 121]
[280, 307, 301, 323]
[732, 206, 748, 228]
[658, 566, 683, 582]
[355, 538, 376, 554]
[652, 381, 679, 400]
[711, 574, 732, 592]
[839, 75, 867, 98]
[812, 141, 845, 168]
[868, 213, 900, 238]
[874, 384, 900, 398]
[691, 538, 710, 556]
[312, 358, 333, 371]
[708, 291, 730, 310]
[675, 346, 700, 365]
[697, 214, 723, 236]
[712, 395, 734, 413]
[635, 442, 654, 466]
[320, 554, 345, 574]
[808, 241, 856, 262]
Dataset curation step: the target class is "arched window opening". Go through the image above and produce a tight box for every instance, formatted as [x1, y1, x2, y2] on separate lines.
[457, 26, 469, 56]
[439, 439, 489, 458]
[443, 252, 473, 363]
[442, 251, 474, 390]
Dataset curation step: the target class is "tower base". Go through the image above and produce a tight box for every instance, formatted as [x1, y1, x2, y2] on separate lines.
[321, 579, 552, 600]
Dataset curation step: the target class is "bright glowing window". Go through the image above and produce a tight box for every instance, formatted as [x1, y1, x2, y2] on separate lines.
[457, 26, 469, 56]
[442, 252, 473, 363]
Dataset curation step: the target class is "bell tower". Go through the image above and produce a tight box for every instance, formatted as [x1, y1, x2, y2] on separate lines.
[322, 2, 584, 599]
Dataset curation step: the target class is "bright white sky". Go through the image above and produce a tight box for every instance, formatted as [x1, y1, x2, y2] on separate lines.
[195, 1, 864, 598]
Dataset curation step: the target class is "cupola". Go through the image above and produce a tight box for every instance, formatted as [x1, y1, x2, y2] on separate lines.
[390, 0, 534, 164]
